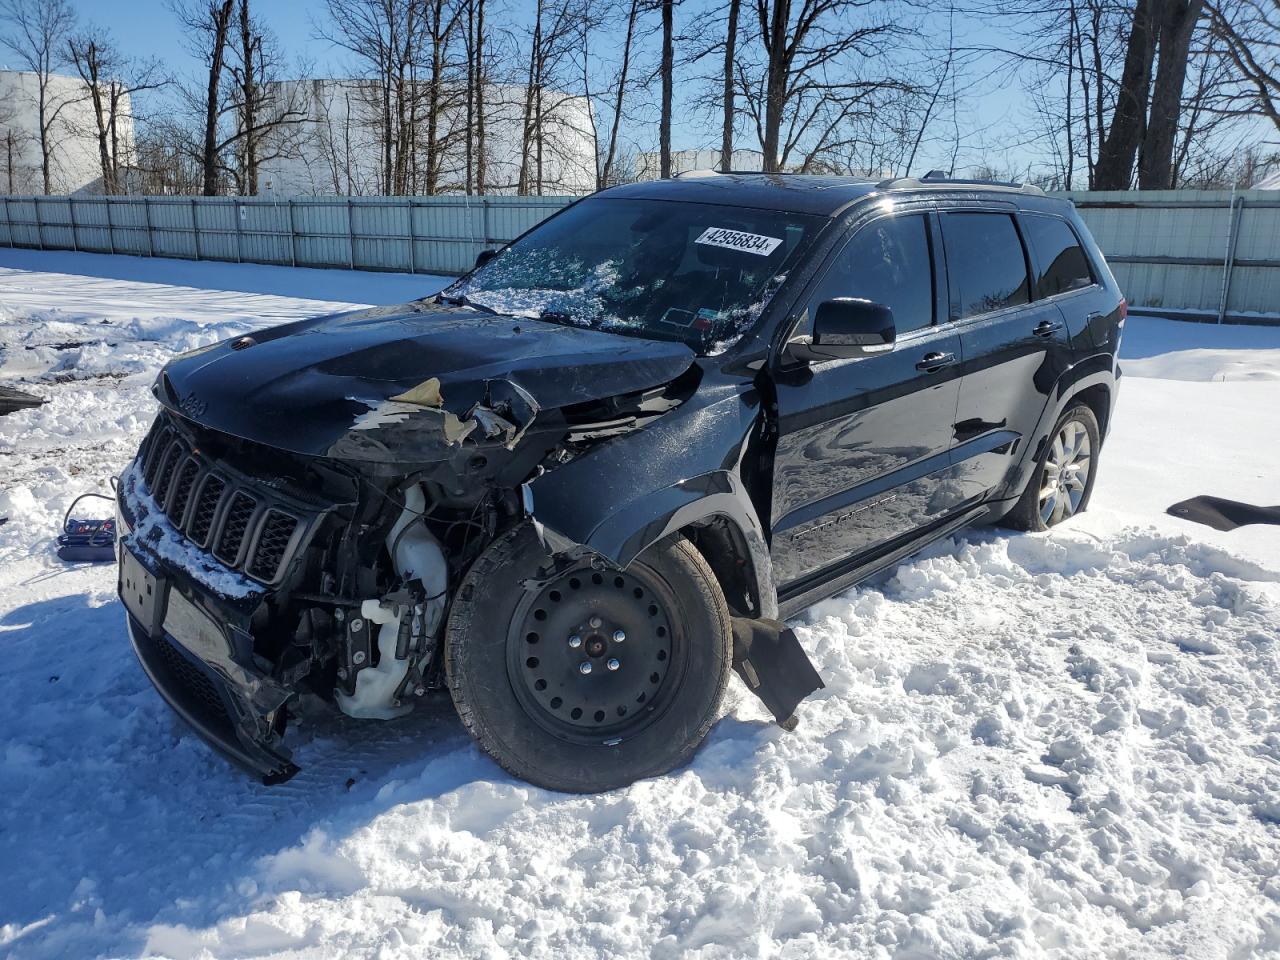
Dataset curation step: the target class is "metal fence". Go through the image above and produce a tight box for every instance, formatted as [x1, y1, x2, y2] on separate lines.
[1060, 189, 1279, 322]
[0, 194, 571, 277]
[0, 189, 1276, 319]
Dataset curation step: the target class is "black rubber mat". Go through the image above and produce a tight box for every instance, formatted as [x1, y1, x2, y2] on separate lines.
[1167, 495, 1280, 532]
[0, 386, 44, 416]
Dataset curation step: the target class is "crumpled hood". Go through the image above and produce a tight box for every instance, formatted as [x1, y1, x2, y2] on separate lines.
[155, 301, 696, 462]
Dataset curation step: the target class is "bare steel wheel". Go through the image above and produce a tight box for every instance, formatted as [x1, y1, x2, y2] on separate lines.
[1000, 401, 1101, 532]
[445, 523, 732, 792]
[508, 563, 683, 744]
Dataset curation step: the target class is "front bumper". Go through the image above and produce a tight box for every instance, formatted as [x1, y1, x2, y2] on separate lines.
[125, 604, 299, 783]
[118, 456, 301, 783]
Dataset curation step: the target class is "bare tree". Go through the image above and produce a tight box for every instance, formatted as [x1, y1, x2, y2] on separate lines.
[598, 0, 640, 187]
[169, 0, 236, 194]
[221, 1, 312, 194]
[518, 0, 579, 194]
[0, 0, 78, 194]
[747, 0, 901, 172]
[1138, 0, 1206, 187]
[1207, 0, 1280, 133]
[67, 29, 167, 194]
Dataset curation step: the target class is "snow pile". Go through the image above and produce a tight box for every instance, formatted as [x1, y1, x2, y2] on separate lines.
[1, 252, 1278, 959]
[1120, 316, 1280, 382]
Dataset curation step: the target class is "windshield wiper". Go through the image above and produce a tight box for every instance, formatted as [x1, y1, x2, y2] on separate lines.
[438, 292, 501, 316]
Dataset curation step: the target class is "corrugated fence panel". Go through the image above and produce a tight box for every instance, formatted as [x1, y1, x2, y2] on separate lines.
[1060, 189, 1280, 320]
[351, 198, 411, 272]
[36, 197, 74, 250]
[70, 198, 111, 253]
[0, 191, 1272, 318]
[146, 199, 198, 260]
[238, 202, 292, 265]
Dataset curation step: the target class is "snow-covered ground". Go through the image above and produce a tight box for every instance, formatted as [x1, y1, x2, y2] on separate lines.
[1, 250, 1278, 960]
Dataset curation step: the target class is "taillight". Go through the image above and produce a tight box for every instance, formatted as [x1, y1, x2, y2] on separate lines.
[1118, 297, 1127, 326]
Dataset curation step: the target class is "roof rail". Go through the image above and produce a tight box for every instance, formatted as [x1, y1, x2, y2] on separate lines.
[875, 174, 1046, 196]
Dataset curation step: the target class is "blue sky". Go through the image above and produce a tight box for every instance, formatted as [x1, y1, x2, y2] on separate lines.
[56, 0, 1033, 179]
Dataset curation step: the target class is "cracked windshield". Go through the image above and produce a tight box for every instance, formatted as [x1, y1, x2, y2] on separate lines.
[446, 197, 822, 353]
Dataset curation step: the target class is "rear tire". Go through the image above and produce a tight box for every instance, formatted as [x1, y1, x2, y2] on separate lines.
[445, 523, 732, 792]
[1001, 401, 1101, 532]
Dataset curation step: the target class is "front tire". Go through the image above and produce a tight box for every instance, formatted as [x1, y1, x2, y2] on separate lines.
[1001, 402, 1101, 532]
[445, 524, 732, 792]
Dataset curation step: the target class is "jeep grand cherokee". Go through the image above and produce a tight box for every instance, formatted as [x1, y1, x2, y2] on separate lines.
[117, 173, 1123, 791]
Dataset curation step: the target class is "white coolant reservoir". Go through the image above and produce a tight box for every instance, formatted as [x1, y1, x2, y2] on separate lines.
[335, 484, 448, 720]
[335, 600, 413, 720]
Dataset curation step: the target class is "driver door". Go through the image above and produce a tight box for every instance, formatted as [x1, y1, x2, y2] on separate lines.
[769, 210, 965, 588]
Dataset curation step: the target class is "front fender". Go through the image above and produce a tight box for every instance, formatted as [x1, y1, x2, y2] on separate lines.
[524, 375, 778, 618]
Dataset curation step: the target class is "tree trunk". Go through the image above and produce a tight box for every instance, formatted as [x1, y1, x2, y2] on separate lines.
[601, 0, 638, 188]
[465, 0, 475, 194]
[519, 0, 542, 196]
[659, 0, 673, 178]
[203, 0, 235, 196]
[1138, 0, 1204, 190]
[238, 0, 260, 196]
[1094, 0, 1156, 190]
[476, 0, 487, 195]
[721, 0, 739, 172]
[37, 77, 52, 194]
[761, 0, 788, 172]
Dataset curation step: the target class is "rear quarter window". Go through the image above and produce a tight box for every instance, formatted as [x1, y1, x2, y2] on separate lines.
[1021, 215, 1095, 298]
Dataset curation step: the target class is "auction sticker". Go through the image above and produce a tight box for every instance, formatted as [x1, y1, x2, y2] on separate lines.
[695, 227, 783, 257]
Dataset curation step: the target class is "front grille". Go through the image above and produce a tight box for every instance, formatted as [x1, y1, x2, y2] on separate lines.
[216, 492, 257, 564]
[188, 475, 225, 546]
[135, 418, 312, 585]
[152, 632, 228, 723]
[249, 510, 299, 581]
[167, 459, 200, 525]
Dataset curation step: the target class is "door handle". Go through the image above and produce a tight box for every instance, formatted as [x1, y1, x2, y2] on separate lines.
[915, 351, 956, 373]
[1034, 320, 1064, 338]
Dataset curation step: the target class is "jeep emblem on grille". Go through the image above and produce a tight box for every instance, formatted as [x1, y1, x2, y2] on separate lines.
[179, 393, 207, 418]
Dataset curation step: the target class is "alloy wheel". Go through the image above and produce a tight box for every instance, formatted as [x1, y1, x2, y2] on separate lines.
[1038, 418, 1092, 526]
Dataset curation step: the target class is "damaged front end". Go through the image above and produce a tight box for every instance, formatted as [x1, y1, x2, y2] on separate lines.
[119, 302, 822, 783]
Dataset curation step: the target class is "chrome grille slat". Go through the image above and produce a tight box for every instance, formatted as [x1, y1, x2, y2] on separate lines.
[133, 418, 313, 585]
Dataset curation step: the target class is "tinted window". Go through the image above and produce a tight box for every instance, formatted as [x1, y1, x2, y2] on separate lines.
[1021, 215, 1094, 297]
[941, 213, 1030, 319]
[811, 214, 934, 334]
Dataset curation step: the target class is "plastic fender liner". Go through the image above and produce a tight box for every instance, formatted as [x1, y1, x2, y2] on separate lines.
[730, 616, 824, 730]
[523, 378, 778, 618]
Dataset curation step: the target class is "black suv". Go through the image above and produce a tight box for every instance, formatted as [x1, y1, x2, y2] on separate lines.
[117, 174, 1123, 791]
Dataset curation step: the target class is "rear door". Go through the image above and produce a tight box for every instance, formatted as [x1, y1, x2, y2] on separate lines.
[769, 209, 965, 588]
[940, 209, 1075, 503]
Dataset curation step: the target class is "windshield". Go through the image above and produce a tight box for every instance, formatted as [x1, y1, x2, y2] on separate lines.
[444, 197, 824, 354]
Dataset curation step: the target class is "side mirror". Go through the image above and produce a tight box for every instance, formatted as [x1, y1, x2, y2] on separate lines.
[792, 298, 896, 362]
[474, 248, 499, 270]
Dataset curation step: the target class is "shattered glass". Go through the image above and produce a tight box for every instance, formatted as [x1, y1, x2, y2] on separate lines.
[446, 198, 823, 354]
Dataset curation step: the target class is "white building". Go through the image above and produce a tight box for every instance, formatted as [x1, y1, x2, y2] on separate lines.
[257, 79, 597, 197]
[0, 70, 135, 195]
